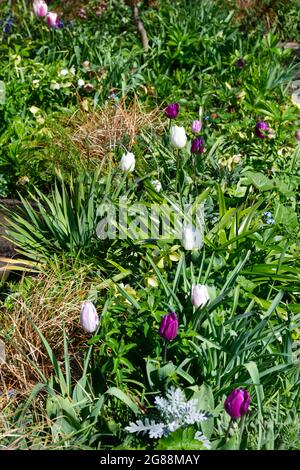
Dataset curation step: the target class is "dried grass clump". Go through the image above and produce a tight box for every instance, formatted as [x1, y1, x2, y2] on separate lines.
[0, 264, 98, 396]
[68, 98, 165, 171]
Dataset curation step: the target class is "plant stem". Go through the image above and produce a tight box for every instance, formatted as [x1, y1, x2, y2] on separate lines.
[163, 341, 168, 362]
[225, 418, 234, 441]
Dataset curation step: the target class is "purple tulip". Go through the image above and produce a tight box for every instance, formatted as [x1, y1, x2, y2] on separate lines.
[165, 103, 180, 119]
[255, 121, 269, 140]
[295, 130, 300, 141]
[236, 58, 246, 69]
[47, 12, 60, 28]
[191, 120, 202, 133]
[159, 312, 178, 341]
[224, 388, 250, 420]
[191, 136, 205, 155]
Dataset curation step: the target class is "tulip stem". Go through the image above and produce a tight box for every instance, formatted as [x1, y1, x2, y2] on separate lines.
[225, 418, 234, 441]
[163, 342, 168, 362]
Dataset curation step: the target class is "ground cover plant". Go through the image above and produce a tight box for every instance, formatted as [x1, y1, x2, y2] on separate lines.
[0, 0, 299, 451]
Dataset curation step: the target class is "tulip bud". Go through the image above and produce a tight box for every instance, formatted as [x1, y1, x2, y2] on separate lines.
[47, 12, 59, 28]
[170, 125, 187, 149]
[165, 103, 180, 119]
[182, 224, 203, 251]
[120, 151, 135, 172]
[80, 301, 99, 334]
[33, 0, 48, 17]
[255, 121, 269, 140]
[191, 284, 209, 308]
[151, 179, 162, 192]
[159, 312, 178, 341]
[191, 120, 202, 133]
[224, 389, 250, 420]
[191, 136, 205, 155]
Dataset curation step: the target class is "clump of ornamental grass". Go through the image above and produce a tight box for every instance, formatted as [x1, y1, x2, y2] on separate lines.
[0, 261, 100, 394]
[67, 97, 165, 170]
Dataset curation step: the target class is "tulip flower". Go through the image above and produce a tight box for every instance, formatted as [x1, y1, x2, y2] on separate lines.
[191, 120, 202, 133]
[191, 284, 209, 308]
[224, 388, 250, 420]
[295, 130, 300, 141]
[170, 125, 187, 149]
[182, 224, 203, 251]
[159, 312, 178, 341]
[80, 301, 99, 334]
[47, 12, 60, 28]
[255, 121, 269, 140]
[191, 136, 205, 155]
[120, 151, 135, 172]
[165, 103, 180, 119]
[33, 0, 48, 17]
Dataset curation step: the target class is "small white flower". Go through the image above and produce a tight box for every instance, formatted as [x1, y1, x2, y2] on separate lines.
[120, 152, 135, 173]
[151, 179, 162, 192]
[170, 125, 187, 149]
[60, 69, 69, 77]
[70, 66, 76, 75]
[77, 79, 85, 88]
[191, 284, 210, 309]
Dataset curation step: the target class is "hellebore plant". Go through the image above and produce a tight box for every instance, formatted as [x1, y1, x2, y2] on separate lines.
[80, 301, 99, 334]
[159, 312, 178, 361]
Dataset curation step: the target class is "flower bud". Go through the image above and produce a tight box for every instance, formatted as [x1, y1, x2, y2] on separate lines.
[191, 284, 209, 308]
[47, 12, 59, 28]
[120, 152, 135, 172]
[182, 224, 203, 251]
[159, 312, 178, 341]
[80, 301, 99, 334]
[191, 120, 202, 133]
[224, 388, 250, 420]
[170, 125, 187, 149]
[165, 103, 180, 119]
[255, 121, 269, 140]
[295, 130, 300, 141]
[33, 0, 48, 17]
[191, 136, 205, 155]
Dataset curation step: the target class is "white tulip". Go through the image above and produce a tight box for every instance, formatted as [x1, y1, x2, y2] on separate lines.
[191, 284, 210, 308]
[120, 152, 135, 172]
[182, 223, 203, 250]
[152, 179, 162, 192]
[170, 125, 187, 149]
[80, 301, 99, 333]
